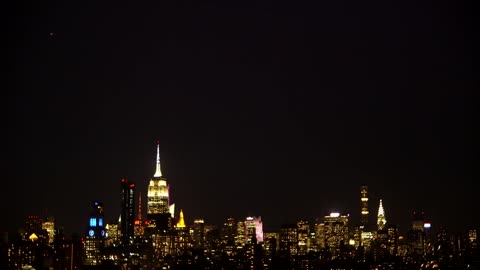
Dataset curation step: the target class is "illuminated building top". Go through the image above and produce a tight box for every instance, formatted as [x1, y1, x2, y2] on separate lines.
[154, 141, 163, 178]
[176, 209, 186, 228]
[377, 199, 387, 230]
[329, 212, 340, 218]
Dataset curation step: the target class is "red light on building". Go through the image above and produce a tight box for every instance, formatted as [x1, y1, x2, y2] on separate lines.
[130, 184, 135, 188]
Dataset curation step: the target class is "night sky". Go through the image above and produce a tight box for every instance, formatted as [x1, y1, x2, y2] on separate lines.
[5, 0, 476, 236]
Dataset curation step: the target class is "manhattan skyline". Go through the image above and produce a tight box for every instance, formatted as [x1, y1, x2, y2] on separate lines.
[5, 0, 475, 236]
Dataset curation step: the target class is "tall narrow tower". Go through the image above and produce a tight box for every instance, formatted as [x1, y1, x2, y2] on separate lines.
[377, 199, 387, 231]
[120, 179, 135, 245]
[134, 191, 145, 237]
[147, 141, 173, 230]
[84, 201, 106, 265]
[360, 185, 369, 230]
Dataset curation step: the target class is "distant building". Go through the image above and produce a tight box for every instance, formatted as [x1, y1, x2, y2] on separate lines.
[387, 225, 399, 256]
[360, 185, 369, 230]
[221, 217, 236, 246]
[377, 199, 387, 231]
[41, 216, 54, 246]
[147, 142, 174, 231]
[319, 213, 349, 257]
[245, 216, 263, 244]
[174, 209, 190, 253]
[236, 220, 246, 247]
[24, 215, 43, 239]
[192, 219, 205, 249]
[84, 201, 106, 265]
[8, 215, 51, 269]
[412, 211, 425, 231]
[297, 219, 310, 255]
[279, 224, 298, 256]
[264, 232, 279, 257]
[121, 178, 135, 245]
[105, 222, 120, 246]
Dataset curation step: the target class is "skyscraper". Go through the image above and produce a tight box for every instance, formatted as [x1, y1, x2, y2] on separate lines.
[41, 216, 55, 246]
[245, 216, 263, 244]
[377, 199, 387, 231]
[321, 213, 349, 256]
[175, 209, 186, 228]
[134, 191, 145, 237]
[84, 201, 106, 265]
[147, 142, 174, 231]
[120, 178, 135, 245]
[412, 211, 425, 231]
[360, 185, 369, 230]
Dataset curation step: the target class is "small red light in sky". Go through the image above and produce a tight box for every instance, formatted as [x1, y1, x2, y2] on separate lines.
[130, 184, 135, 188]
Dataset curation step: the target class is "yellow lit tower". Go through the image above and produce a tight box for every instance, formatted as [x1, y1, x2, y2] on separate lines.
[147, 141, 175, 231]
[377, 199, 387, 231]
[176, 209, 186, 228]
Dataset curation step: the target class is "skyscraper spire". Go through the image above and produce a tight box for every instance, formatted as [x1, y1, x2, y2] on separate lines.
[377, 199, 387, 230]
[176, 209, 186, 228]
[154, 141, 163, 177]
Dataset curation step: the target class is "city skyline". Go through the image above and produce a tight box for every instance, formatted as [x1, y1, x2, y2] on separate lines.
[6, 0, 475, 238]
[4, 141, 475, 236]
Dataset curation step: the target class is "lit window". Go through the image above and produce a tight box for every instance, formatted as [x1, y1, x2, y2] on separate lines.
[90, 218, 96, 227]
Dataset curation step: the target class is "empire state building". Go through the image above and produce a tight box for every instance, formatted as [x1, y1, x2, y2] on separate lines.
[147, 142, 175, 230]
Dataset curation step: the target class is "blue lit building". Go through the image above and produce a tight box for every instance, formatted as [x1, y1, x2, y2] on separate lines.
[84, 201, 106, 265]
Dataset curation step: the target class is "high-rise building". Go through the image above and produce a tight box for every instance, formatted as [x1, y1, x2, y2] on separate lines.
[84, 201, 106, 266]
[121, 178, 135, 245]
[321, 213, 349, 256]
[360, 185, 369, 230]
[412, 211, 425, 231]
[174, 209, 190, 253]
[264, 232, 279, 257]
[377, 199, 387, 231]
[24, 215, 43, 237]
[279, 224, 298, 256]
[147, 142, 174, 231]
[387, 225, 399, 256]
[134, 191, 145, 237]
[467, 228, 478, 258]
[192, 219, 205, 249]
[221, 217, 236, 246]
[41, 216, 55, 246]
[105, 223, 120, 246]
[235, 220, 246, 247]
[315, 221, 325, 250]
[297, 219, 310, 255]
[245, 216, 263, 244]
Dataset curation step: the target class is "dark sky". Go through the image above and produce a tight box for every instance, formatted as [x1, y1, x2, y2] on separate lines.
[5, 0, 476, 236]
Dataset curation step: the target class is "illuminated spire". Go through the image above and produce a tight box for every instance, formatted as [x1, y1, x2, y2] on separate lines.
[377, 199, 387, 230]
[176, 209, 186, 228]
[154, 141, 163, 177]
